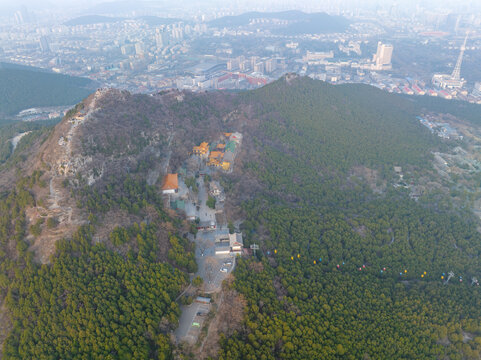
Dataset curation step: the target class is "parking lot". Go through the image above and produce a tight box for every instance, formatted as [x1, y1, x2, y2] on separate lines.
[175, 301, 211, 345]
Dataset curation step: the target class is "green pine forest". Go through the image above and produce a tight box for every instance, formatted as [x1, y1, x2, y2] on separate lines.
[218, 78, 481, 359]
[0, 168, 190, 359]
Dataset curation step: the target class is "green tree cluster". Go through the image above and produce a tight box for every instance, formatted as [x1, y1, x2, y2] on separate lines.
[4, 225, 187, 360]
[206, 195, 216, 209]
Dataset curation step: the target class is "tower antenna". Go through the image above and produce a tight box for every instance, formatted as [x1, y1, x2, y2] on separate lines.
[451, 32, 469, 80]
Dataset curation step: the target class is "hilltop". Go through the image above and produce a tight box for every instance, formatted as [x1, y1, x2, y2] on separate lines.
[63, 15, 180, 26]
[209, 11, 350, 34]
[63, 15, 124, 26]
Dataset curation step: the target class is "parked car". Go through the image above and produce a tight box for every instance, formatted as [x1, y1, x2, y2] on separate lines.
[220, 267, 228, 273]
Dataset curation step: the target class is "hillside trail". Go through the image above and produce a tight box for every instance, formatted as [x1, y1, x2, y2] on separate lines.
[29, 90, 107, 264]
[49, 178, 60, 209]
[48, 89, 105, 222]
[148, 123, 175, 186]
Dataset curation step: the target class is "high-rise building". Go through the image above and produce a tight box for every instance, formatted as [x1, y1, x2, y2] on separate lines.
[14, 6, 30, 25]
[39, 36, 51, 53]
[265, 59, 277, 73]
[134, 42, 145, 56]
[171, 26, 184, 42]
[372, 42, 393, 70]
[250, 56, 259, 69]
[227, 59, 239, 71]
[14, 11, 24, 24]
[253, 62, 264, 74]
[239, 60, 249, 72]
[121, 44, 135, 56]
[155, 28, 170, 49]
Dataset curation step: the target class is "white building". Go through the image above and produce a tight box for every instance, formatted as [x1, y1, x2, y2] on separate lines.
[229, 233, 243, 254]
[371, 42, 393, 70]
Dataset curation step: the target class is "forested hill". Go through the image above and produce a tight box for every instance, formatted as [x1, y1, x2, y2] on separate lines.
[242, 76, 438, 171]
[218, 76, 481, 359]
[209, 11, 350, 34]
[2, 75, 481, 359]
[0, 65, 94, 115]
[63, 15, 124, 26]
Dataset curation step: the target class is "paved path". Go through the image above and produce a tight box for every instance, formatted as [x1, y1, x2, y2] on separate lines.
[174, 143, 242, 345]
[175, 228, 235, 343]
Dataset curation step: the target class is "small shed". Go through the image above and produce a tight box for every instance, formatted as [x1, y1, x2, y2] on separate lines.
[170, 199, 185, 210]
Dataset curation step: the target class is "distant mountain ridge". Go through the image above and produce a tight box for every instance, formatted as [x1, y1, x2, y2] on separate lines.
[209, 10, 350, 34]
[0, 61, 50, 72]
[63, 15, 123, 26]
[64, 14, 181, 26]
[82, 0, 150, 15]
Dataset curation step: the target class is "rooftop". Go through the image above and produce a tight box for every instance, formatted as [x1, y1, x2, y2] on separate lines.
[161, 173, 178, 190]
[209, 151, 224, 159]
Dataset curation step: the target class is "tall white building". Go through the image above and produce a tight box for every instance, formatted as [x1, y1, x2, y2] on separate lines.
[372, 42, 393, 70]
[171, 26, 183, 42]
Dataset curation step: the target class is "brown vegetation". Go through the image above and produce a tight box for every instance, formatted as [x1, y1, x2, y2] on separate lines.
[196, 276, 246, 359]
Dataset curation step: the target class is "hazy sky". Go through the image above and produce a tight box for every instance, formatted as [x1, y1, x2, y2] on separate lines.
[0, 0, 479, 14]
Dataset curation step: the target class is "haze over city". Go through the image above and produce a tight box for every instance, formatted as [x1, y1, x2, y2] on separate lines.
[1, 0, 480, 112]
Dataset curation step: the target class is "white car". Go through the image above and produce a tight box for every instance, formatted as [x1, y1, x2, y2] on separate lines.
[220, 267, 228, 273]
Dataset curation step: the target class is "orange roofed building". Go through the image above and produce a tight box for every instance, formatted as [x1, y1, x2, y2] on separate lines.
[193, 142, 209, 157]
[161, 174, 178, 194]
[208, 151, 224, 167]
